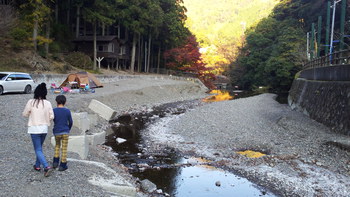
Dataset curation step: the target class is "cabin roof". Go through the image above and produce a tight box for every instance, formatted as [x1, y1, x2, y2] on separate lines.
[73, 36, 118, 42]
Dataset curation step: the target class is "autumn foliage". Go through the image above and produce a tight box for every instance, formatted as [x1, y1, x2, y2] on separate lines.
[164, 35, 216, 89]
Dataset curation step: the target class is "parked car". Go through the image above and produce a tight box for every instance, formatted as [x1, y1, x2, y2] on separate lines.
[0, 72, 35, 95]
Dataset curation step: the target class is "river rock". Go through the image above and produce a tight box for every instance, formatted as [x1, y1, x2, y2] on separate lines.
[140, 179, 157, 193]
[116, 137, 127, 144]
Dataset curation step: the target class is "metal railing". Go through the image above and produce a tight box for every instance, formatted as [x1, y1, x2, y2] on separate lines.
[304, 49, 350, 69]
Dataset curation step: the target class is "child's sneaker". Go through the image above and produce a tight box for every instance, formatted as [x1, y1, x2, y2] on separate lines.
[52, 157, 59, 169]
[58, 162, 68, 171]
[44, 167, 53, 177]
[33, 165, 41, 171]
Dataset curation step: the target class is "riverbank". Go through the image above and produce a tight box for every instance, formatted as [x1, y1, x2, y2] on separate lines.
[0, 75, 208, 196]
[143, 93, 350, 196]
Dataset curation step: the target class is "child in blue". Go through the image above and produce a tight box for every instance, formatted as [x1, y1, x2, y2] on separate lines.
[52, 95, 73, 171]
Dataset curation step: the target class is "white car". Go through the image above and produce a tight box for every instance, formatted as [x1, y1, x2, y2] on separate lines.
[0, 72, 35, 95]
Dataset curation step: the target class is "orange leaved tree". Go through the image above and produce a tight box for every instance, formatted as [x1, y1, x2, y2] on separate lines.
[164, 35, 216, 89]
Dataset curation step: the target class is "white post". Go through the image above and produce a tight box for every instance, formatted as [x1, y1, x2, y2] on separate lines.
[330, 0, 341, 55]
[307, 32, 310, 60]
[96, 57, 104, 69]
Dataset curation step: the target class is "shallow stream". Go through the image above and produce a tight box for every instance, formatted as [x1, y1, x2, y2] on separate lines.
[105, 90, 276, 196]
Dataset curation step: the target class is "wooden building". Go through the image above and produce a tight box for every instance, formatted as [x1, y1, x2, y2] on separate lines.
[73, 35, 131, 70]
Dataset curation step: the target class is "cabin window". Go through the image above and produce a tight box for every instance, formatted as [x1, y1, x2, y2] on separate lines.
[119, 46, 126, 55]
[108, 43, 114, 52]
[98, 44, 114, 52]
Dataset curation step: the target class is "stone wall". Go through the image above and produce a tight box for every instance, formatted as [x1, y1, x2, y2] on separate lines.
[288, 78, 350, 135]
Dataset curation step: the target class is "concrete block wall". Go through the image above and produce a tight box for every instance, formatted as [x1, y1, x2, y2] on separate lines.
[72, 112, 90, 134]
[51, 135, 89, 159]
[89, 99, 116, 120]
[87, 131, 106, 146]
[289, 78, 350, 135]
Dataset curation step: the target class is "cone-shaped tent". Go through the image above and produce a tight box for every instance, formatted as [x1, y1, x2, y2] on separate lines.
[59, 72, 103, 88]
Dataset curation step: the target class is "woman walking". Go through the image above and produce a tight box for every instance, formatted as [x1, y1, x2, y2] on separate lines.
[22, 83, 54, 177]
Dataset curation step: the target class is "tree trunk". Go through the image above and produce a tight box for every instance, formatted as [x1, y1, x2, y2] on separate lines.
[45, 20, 50, 56]
[93, 20, 97, 70]
[55, 0, 58, 23]
[140, 36, 144, 72]
[33, 17, 38, 51]
[75, 6, 80, 38]
[147, 34, 151, 73]
[157, 44, 161, 74]
[144, 40, 147, 72]
[137, 35, 141, 72]
[130, 33, 137, 73]
[83, 20, 86, 36]
[102, 22, 105, 36]
[117, 23, 120, 38]
[66, 0, 70, 25]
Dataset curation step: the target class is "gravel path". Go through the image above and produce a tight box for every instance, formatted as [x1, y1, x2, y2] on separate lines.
[0, 76, 207, 197]
[144, 93, 350, 196]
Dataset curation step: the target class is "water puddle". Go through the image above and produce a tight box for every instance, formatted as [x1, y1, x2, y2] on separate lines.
[105, 99, 275, 196]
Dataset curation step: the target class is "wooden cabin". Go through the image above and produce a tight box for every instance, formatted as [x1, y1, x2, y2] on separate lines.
[73, 35, 131, 70]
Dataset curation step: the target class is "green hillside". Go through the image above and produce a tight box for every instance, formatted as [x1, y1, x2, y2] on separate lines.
[230, 0, 349, 92]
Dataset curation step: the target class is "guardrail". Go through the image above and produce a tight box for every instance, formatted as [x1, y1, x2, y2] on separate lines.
[304, 50, 350, 69]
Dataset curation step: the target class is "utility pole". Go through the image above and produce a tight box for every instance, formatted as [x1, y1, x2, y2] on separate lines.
[325, 1, 331, 55]
[339, 0, 346, 50]
[317, 16, 322, 57]
[311, 23, 315, 60]
[330, 0, 342, 55]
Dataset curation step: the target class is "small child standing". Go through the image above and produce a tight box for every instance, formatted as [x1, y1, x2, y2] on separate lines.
[52, 95, 73, 171]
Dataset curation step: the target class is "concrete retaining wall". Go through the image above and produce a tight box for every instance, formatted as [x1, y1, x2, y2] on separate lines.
[288, 78, 350, 135]
[31, 73, 207, 90]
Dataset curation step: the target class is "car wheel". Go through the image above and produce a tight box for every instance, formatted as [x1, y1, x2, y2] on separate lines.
[0, 86, 3, 95]
[24, 85, 32, 94]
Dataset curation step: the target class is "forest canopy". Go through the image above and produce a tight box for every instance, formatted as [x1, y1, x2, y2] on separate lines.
[2, 0, 191, 72]
[183, 0, 278, 73]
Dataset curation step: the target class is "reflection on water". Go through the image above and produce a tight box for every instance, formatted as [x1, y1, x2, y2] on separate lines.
[133, 157, 274, 197]
[203, 90, 233, 102]
[173, 164, 273, 197]
[237, 150, 266, 158]
[202, 89, 260, 103]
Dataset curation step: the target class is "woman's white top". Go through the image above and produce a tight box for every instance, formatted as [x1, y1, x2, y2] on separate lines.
[28, 125, 49, 134]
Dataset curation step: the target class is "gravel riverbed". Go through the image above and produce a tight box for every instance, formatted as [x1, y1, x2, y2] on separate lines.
[1, 75, 349, 196]
[143, 93, 350, 196]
